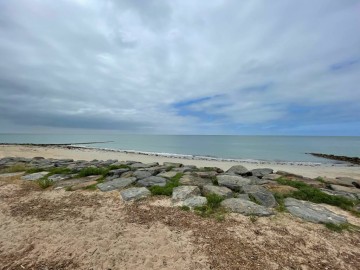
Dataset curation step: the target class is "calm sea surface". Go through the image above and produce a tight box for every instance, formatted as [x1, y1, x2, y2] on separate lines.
[0, 134, 359, 163]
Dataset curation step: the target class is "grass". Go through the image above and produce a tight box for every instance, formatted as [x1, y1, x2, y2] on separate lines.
[276, 177, 358, 212]
[83, 183, 98, 190]
[274, 193, 287, 212]
[325, 223, 351, 233]
[25, 167, 45, 174]
[179, 205, 190, 211]
[108, 164, 131, 170]
[249, 215, 258, 223]
[76, 167, 110, 178]
[47, 167, 73, 175]
[194, 193, 226, 221]
[0, 164, 29, 173]
[36, 177, 54, 189]
[149, 173, 183, 196]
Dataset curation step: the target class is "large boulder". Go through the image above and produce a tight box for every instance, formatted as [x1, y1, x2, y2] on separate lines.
[157, 171, 178, 179]
[53, 175, 101, 189]
[163, 162, 183, 168]
[217, 175, 251, 191]
[330, 184, 360, 198]
[182, 196, 207, 208]
[120, 187, 151, 201]
[179, 175, 213, 187]
[97, 177, 136, 192]
[323, 177, 360, 189]
[221, 198, 274, 216]
[108, 168, 130, 176]
[133, 170, 153, 180]
[172, 186, 200, 202]
[320, 188, 358, 201]
[284, 198, 347, 224]
[48, 174, 72, 182]
[21, 172, 49, 181]
[250, 168, 273, 178]
[242, 185, 277, 208]
[202, 185, 233, 198]
[226, 165, 249, 176]
[138, 176, 167, 187]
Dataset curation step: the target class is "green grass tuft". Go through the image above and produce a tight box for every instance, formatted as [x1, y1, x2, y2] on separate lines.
[83, 184, 98, 191]
[48, 167, 73, 175]
[36, 177, 54, 189]
[77, 167, 109, 178]
[0, 164, 29, 173]
[108, 164, 131, 170]
[325, 223, 350, 232]
[25, 167, 45, 174]
[179, 205, 190, 211]
[194, 193, 226, 220]
[149, 173, 183, 196]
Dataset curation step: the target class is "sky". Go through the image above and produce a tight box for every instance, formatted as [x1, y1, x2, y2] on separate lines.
[0, 0, 360, 135]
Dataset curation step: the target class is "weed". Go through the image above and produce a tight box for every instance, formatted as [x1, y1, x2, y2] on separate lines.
[206, 193, 224, 209]
[0, 164, 29, 173]
[194, 193, 226, 220]
[249, 215, 258, 223]
[25, 167, 44, 174]
[77, 167, 109, 178]
[48, 167, 73, 175]
[211, 176, 218, 185]
[315, 176, 326, 183]
[37, 177, 54, 189]
[108, 164, 131, 170]
[83, 184, 98, 191]
[274, 193, 287, 212]
[180, 205, 190, 211]
[325, 223, 350, 232]
[149, 173, 183, 196]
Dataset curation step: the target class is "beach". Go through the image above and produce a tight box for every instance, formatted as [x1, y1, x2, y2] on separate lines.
[0, 145, 359, 179]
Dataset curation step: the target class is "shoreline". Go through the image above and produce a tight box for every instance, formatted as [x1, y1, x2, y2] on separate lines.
[0, 144, 359, 179]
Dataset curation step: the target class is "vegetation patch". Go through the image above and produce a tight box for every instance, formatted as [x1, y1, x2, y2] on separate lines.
[0, 164, 29, 173]
[194, 193, 226, 221]
[48, 167, 73, 175]
[36, 177, 54, 189]
[179, 205, 190, 211]
[149, 173, 183, 196]
[25, 167, 45, 174]
[108, 164, 131, 170]
[324, 223, 353, 233]
[76, 167, 109, 178]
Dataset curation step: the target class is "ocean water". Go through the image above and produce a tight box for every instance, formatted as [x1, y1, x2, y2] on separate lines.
[0, 134, 359, 164]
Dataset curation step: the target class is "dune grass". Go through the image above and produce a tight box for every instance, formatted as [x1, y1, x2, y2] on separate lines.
[149, 173, 183, 196]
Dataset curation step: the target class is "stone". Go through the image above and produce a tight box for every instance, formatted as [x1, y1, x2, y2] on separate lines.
[138, 176, 167, 187]
[120, 187, 151, 201]
[71, 180, 98, 191]
[0, 172, 25, 179]
[182, 196, 207, 208]
[202, 185, 233, 198]
[157, 171, 178, 179]
[221, 198, 274, 216]
[217, 175, 251, 191]
[242, 185, 277, 208]
[53, 175, 101, 189]
[284, 198, 347, 224]
[262, 174, 282, 181]
[251, 168, 273, 178]
[21, 172, 49, 181]
[195, 171, 218, 178]
[48, 174, 71, 182]
[133, 170, 153, 180]
[130, 163, 148, 169]
[163, 162, 183, 168]
[172, 186, 200, 202]
[179, 175, 213, 187]
[330, 185, 360, 198]
[173, 166, 197, 173]
[121, 171, 134, 178]
[237, 194, 251, 201]
[264, 184, 298, 194]
[330, 177, 360, 188]
[226, 165, 249, 176]
[108, 168, 130, 176]
[320, 188, 358, 201]
[97, 177, 136, 192]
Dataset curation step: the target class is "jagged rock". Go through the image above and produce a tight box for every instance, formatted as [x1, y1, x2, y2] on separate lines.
[182, 196, 207, 208]
[251, 168, 273, 178]
[173, 166, 197, 173]
[21, 172, 49, 181]
[121, 171, 134, 178]
[120, 187, 151, 201]
[0, 172, 25, 179]
[226, 165, 249, 176]
[202, 185, 233, 198]
[133, 170, 153, 180]
[324, 177, 360, 189]
[221, 198, 274, 216]
[157, 171, 178, 179]
[242, 185, 277, 208]
[172, 186, 200, 202]
[179, 175, 213, 187]
[163, 162, 183, 168]
[237, 194, 251, 201]
[262, 174, 282, 181]
[284, 198, 347, 224]
[48, 174, 72, 182]
[320, 188, 358, 200]
[198, 167, 224, 173]
[71, 180, 98, 191]
[330, 185, 360, 198]
[97, 177, 136, 192]
[217, 175, 251, 191]
[138, 176, 167, 187]
[53, 175, 101, 189]
[108, 168, 129, 176]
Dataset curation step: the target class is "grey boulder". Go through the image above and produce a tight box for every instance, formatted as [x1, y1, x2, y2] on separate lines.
[172, 186, 200, 202]
[179, 175, 213, 187]
[221, 198, 274, 216]
[120, 187, 151, 201]
[21, 172, 49, 181]
[133, 170, 153, 180]
[202, 185, 233, 198]
[97, 177, 136, 192]
[157, 171, 178, 179]
[182, 196, 207, 208]
[284, 198, 347, 224]
[226, 165, 249, 175]
[138, 176, 167, 187]
[251, 168, 273, 178]
[242, 185, 277, 208]
[48, 174, 71, 182]
[217, 175, 251, 191]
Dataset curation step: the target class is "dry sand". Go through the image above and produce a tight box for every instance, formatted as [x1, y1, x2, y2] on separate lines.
[0, 174, 360, 269]
[1, 145, 360, 179]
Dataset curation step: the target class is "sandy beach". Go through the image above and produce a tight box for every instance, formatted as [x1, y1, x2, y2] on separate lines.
[1, 145, 359, 179]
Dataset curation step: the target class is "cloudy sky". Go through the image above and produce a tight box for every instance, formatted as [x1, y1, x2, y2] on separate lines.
[0, 0, 359, 135]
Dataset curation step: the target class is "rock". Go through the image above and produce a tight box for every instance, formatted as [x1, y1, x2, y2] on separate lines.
[120, 187, 151, 201]
[195, 171, 218, 178]
[157, 171, 178, 179]
[330, 185, 360, 198]
[251, 168, 273, 178]
[217, 175, 251, 191]
[172, 186, 200, 202]
[138, 176, 167, 187]
[182, 196, 207, 208]
[237, 194, 251, 201]
[163, 162, 183, 168]
[48, 174, 71, 182]
[262, 174, 282, 181]
[221, 198, 274, 216]
[21, 172, 49, 181]
[108, 168, 130, 176]
[130, 163, 147, 169]
[97, 177, 136, 192]
[71, 180, 98, 191]
[264, 184, 298, 194]
[121, 171, 134, 178]
[179, 175, 213, 187]
[199, 167, 224, 173]
[133, 170, 153, 180]
[226, 165, 249, 176]
[0, 172, 25, 179]
[247, 176, 271, 185]
[284, 198, 347, 224]
[334, 177, 360, 188]
[242, 185, 277, 208]
[53, 175, 101, 189]
[202, 185, 233, 198]
[173, 166, 197, 173]
[320, 188, 358, 201]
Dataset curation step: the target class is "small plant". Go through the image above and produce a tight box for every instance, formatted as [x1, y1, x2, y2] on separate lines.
[211, 176, 218, 185]
[149, 173, 183, 196]
[108, 164, 131, 170]
[249, 215, 258, 223]
[325, 223, 350, 232]
[83, 184, 97, 191]
[26, 167, 44, 174]
[180, 205, 190, 211]
[194, 193, 226, 220]
[77, 167, 109, 178]
[37, 177, 54, 189]
[206, 193, 224, 209]
[274, 193, 287, 212]
[48, 167, 73, 175]
[315, 176, 326, 183]
[0, 164, 29, 173]
[165, 166, 175, 172]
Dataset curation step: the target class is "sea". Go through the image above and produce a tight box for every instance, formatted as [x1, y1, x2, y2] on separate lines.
[1, 134, 359, 164]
